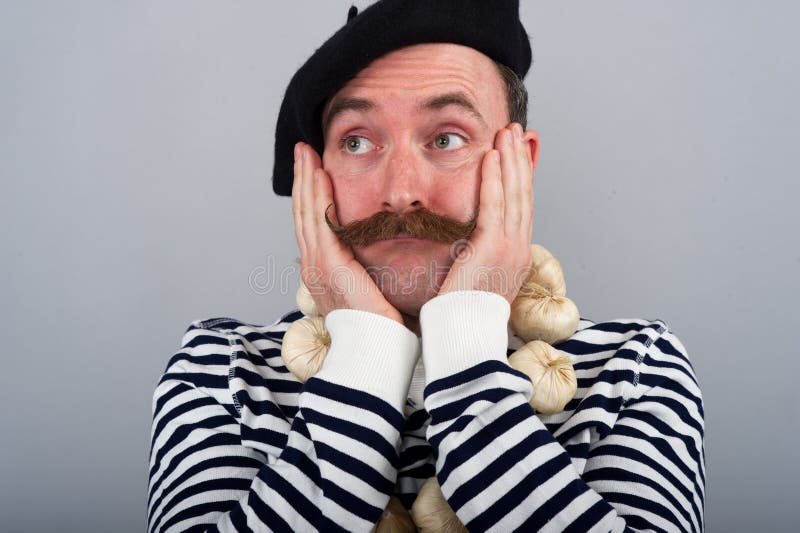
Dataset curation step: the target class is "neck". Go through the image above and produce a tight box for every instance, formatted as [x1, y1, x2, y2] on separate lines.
[401, 312, 421, 337]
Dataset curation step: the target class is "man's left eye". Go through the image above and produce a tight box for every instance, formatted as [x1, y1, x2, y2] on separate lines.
[431, 133, 466, 151]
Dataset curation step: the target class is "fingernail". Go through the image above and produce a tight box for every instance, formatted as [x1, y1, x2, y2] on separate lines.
[493, 150, 500, 164]
[514, 124, 522, 139]
[294, 143, 301, 161]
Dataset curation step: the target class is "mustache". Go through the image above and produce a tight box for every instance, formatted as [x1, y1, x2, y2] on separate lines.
[324, 205, 478, 248]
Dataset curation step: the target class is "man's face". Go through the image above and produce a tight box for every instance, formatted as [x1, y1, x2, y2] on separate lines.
[321, 43, 516, 317]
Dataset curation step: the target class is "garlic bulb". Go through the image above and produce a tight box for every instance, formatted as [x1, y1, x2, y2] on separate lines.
[510, 244, 579, 344]
[508, 340, 577, 414]
[509, 291, 580, 345]
[524, 244, 567, 297]
[295, 282, 319, 317]
[410, 477, 467, 533]
[280, 316, 330, 382]
[374, 496, 416, 533]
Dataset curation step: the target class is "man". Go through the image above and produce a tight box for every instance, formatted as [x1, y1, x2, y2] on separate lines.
[148, 1, 705, 531]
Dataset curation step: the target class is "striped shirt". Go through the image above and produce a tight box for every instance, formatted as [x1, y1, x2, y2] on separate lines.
[148, 290, 705, 532]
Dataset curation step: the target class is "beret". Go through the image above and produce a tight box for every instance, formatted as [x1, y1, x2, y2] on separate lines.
[272, 0, 532, 196]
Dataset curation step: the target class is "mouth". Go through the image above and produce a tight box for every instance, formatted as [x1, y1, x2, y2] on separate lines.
[367, 234, 428, 246]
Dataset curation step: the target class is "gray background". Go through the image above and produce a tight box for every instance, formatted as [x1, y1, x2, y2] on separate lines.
[2, 1, 798, 531]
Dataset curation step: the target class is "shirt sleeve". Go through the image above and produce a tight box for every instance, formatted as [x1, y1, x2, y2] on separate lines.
[419, 291, 706, 532]
[147, 311, 420, 532]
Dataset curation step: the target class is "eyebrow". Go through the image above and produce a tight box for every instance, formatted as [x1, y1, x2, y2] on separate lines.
[322, 91, 487, 134]
[422, 92, 487, 128]
[322, 97, 375, 135]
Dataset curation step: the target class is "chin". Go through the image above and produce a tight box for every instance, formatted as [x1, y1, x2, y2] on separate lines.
[355, 241, 453, 313]
[376, 272, 444, 317]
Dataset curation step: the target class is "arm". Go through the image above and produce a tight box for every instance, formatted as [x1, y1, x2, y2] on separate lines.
[147, 312, 419, 532]
[420, 290, 705, 532]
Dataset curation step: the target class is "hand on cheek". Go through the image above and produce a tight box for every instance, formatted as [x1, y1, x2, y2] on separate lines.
[291, 143, 403, 323]
[438, 123, 535, 304]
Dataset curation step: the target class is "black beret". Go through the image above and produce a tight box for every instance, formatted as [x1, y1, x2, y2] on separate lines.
[272, 0, 532, 196]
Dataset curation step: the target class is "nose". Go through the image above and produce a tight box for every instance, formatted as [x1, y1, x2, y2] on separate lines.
[381, 145, 429, 214]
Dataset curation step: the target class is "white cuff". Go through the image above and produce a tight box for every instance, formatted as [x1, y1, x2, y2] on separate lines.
[315, 309, 420, 410]
[419, 290, 510, 384]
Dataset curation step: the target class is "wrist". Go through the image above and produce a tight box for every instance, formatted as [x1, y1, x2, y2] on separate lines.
[315, 309, 420, 409]
[419, 290, 510, 384]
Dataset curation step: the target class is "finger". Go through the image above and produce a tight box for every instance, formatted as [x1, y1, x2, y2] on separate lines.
[515, 124, 533, 238]
[305, 144, 323, 170]
[516, 128, 535, 242]
[513, 124, 532, 195]
[477, 149, 504, 233]
[300, 144, 320, 261]
[291, 142, 307, 259]
[499, 126, 522, 232]
[514, 124, 533, 198]
[313, 167, 343, 250]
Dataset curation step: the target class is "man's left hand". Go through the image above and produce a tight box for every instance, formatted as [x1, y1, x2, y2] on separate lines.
[438, 122, 537, 305]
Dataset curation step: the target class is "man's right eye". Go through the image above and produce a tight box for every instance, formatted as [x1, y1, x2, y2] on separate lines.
[340, 135, 373, 155]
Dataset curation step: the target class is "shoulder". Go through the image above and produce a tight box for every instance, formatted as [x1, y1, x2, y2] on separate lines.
[512, 317, 701, 413]
[170, 311, 303, 364]
[569, 317, 694, 376]
[156, 311, 305, 405]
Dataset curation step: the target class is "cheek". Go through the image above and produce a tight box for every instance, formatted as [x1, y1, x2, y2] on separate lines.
[328, 174, 382, 224]
[428, 158, 483, 219]
[323, 152, 361, 223]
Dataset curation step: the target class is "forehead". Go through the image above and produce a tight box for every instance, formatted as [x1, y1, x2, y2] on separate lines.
[323, 43, 506, 127]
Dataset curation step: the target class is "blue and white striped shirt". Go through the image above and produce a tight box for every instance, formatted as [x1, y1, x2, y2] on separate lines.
[148, 290, 705, 532]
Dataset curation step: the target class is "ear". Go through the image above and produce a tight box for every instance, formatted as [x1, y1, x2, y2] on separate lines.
[522, 129, 540, 175]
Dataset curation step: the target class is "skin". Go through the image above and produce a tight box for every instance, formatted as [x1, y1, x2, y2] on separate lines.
[292, 43, 540, 336]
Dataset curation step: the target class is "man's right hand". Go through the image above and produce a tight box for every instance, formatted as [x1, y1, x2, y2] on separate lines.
[292, 142, 403, 325]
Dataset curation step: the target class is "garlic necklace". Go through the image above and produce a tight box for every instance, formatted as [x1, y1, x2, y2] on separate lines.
[373, 495, 416, 533]
[295, 282, 319, 317]
[280, 315, 329, 382]
[281, 283, 328, 382]
[507, 339, 577, 415]
[506, 243, 579, 415]
[409, 477, 467, 533]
